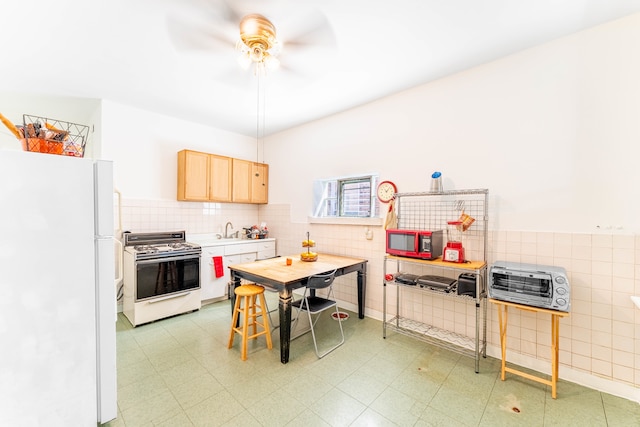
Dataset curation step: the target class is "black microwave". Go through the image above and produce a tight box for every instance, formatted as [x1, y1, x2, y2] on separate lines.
[386, 229, 444, 260]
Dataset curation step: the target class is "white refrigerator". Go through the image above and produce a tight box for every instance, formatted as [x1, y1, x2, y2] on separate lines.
[0, 150, 117, 425]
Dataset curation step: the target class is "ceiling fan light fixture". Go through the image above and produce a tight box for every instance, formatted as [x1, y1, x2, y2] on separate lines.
[264, 55, 280, 71]
[239, 14, 276, 48]
[250, 45, 265, 62]
[237, 52, 252, 69]
[236, 13, 280, 73]
[268, 39, 282, 56]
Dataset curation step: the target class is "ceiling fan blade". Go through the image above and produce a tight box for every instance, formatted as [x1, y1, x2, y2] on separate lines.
[267, 11, 337, 82]
[275, 53, 331, 82]
[166, 16, 237, 52]
[278, 10, 337, 52]
[169, 0, 243, 24]
[214, 0, 244, 25]
[164, 1, 338, 87]
[165, 0, 247, 52]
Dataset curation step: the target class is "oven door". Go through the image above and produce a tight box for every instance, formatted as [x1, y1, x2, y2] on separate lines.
[135, 254, 200, 302]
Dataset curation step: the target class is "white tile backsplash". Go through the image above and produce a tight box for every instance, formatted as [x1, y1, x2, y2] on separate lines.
[119, 198, 260, 235]
[120, 199, 640, 397]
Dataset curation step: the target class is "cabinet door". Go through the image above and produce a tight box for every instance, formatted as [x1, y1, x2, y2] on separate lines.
[232, 158, 252, 203]
[224, 242, 258, 256]
[256, 240, 275, 259]
[251, 162, 269, 204]
[209, 154, 232, 202]
[200, 246, 227, 300]
[177, 150, 209, 201]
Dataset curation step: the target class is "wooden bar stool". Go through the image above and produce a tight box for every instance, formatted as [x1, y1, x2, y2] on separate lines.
[228, 284, 273, 360]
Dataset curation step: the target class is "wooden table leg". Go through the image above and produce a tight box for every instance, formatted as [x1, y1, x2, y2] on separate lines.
[497, 304, 508, 381]
[551, 314, 559, 399]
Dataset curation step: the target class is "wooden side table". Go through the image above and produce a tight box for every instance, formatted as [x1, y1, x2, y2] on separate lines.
[489, 298, 569, 399]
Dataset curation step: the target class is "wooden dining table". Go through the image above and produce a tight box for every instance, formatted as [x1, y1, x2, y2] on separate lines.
[228, 253, 368, 363]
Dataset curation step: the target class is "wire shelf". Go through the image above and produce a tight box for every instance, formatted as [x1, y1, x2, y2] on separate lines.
[384, 279, 486, 300]
[394, 189, 488, 262]
[385, 316, 480, 357]
[383, 189, 489, 372]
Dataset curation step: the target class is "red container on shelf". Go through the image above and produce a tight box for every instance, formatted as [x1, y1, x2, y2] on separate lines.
[443, 221, 465, 263]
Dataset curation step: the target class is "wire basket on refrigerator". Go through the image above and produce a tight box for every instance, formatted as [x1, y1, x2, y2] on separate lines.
[20, 114, 89, 157]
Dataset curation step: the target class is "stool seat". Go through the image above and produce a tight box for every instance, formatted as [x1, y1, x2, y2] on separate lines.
[228, 284, 273, 360]
[234, 284, 265, 297]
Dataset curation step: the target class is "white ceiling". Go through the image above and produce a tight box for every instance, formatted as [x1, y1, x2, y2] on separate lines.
[2, 0, 639, 137]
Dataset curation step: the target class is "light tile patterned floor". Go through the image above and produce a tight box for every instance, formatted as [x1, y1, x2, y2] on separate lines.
[106, 301, 640, 426]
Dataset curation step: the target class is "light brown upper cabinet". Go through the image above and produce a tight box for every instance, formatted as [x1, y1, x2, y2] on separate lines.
[209, 154, 232, 202]
[232, 158, 252, 203]
[178, 150, 232, 202]
[178, 150, 267, 204]
[232, 159, 269, 204]
[251, 162, 269, 204]
[178, 150, 209, 201]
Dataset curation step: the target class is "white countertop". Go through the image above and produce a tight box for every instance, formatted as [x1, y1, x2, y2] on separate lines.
[187, 233, 275, 247]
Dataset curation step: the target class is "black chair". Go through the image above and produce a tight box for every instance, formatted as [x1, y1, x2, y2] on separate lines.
[291, 269, 345, 358]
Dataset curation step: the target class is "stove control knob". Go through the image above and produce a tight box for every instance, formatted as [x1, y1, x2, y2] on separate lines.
[556, 287, 567, 295]
[556, 298, 566, 306]
[555, 276, 566, 284]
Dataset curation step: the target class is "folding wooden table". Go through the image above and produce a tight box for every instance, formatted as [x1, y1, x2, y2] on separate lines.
[490, 298, 569, 398]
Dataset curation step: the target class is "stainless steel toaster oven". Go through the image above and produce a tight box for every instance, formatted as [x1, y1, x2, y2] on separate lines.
[489, 261, 570, 312]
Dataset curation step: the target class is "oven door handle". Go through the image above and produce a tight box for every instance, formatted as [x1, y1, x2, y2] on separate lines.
[146, 291, 194, 303]
[135, 254, 200, 264]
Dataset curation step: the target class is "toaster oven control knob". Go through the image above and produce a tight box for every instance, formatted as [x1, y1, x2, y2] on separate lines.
[556, 287, 567, 295]
[556, 298, 567, 306]
[555, 276, 566, 284]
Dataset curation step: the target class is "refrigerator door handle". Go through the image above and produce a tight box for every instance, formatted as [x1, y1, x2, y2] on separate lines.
[114, 237, 123, 286]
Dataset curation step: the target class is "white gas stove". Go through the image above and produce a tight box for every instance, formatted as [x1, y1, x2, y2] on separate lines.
[122, 231, 202, 326]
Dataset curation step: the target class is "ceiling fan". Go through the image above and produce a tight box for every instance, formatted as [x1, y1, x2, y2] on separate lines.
[165, 0, 337, 85]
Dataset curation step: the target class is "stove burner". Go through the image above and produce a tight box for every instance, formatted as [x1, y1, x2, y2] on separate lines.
[134, 245, 158, 254]
[169, 242, 192, 250]
[133, 244, 196, 254]
[124, 231, 201, 259]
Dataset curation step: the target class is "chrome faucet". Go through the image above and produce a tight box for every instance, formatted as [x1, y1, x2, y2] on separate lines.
[224, 221, 233, 239]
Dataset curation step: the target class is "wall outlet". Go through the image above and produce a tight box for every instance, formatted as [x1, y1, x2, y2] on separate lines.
[365, 228, 373, 240]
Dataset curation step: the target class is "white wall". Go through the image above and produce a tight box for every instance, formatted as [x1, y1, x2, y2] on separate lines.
[259, 14, 640, 402]
[100, 100, 259, 201]
[265, 14, 640, 234]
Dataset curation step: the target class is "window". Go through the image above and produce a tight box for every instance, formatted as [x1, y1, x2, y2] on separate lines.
[313, 175, 379, 218]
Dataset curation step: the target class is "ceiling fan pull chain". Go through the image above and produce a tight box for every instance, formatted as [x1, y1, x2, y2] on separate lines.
[256, 73, 261, 167]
